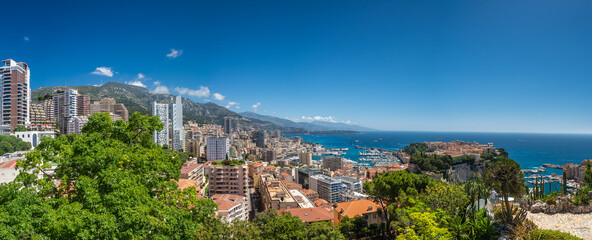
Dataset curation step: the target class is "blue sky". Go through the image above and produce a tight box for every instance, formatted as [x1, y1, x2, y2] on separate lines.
[1, 0, 591, 133]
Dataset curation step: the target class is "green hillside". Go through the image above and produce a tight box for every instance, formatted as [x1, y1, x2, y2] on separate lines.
[31, 81, 307, 132]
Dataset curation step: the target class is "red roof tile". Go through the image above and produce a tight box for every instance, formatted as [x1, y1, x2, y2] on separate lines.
[278, 207, 333, 223]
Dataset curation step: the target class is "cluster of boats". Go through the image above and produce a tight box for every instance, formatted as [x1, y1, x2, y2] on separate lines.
[521, 166, 547, 174]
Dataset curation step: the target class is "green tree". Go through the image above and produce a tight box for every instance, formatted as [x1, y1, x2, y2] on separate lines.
[250, 210, 346, 240]
[13, 125, 28, 132]
[464, 177, 489, 215]
[0, 135, 31, 155]
[395, 206, 452, 240]
[307, 221, 346, 240]
[584, 161, 592, 187]
[6, 112, 218, 239]
[363, 171, 435, 237]
[421, 184, 469, 218]
[484, 158, 526, 225]
[339, 216, 372, 239]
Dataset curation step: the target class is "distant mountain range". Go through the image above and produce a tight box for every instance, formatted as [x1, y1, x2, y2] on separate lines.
[239, 112, 375, 132]
[31, 81, 374, 133]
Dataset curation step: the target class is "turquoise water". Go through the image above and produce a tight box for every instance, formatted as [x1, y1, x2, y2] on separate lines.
[287, 131, 592, 177]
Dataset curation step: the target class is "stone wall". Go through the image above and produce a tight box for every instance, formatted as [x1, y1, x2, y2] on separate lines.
[520, 196, 592, 214]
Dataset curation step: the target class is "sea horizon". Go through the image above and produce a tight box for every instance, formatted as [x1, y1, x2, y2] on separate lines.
[287, 131, 592, 173]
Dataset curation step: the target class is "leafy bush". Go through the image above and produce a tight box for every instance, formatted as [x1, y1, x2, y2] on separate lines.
[528, 229, 583, 240]
[573, 185, 591, 206]
[510, 219, 538, 240]
[469, 209, 499, 240]
[545, 195, 557, 205]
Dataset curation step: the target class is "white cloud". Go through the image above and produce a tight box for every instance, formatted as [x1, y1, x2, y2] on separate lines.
[225, 101, 239, 109]
[125, 73, 148, 88]
[174, 86, 210, 98]
[24, 36, 29, 42]
[126, 81, 146, 88]
[152, 86, 170, 94]
[166, 49, 183, 59]
[298, 115, 354, 125]
[154, 81, 161, 86]
[91, 67, 114, 77]
[252, 102, 261, 112]
[213, 93, 225, 101]
[301, 116, 337, 123]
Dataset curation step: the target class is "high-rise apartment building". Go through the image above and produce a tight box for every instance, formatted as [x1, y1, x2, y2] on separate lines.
[207, 136, 229, 161]
[255, 130, 266, 148]
[299, 152, 313, 166]
[152, 101, 169, 147]
[90, 98, 129, 121]
[296, 167, 325, 189]
[272, 130, 281, 138]
[38, 99, 55, 122]
[76, 94, 90, 116]
[67, 116, 89, 134]
[323, 157, 343, 171]
[53, 89, 78, 134]
[264, 150, 276, 162]
[171, 96, 184, 151]
[29, 103, 52, 125]
[0, 59, 30, 129]
[207, 162, 249, 197]
[224, 117, 232, 135]
[310, 174, 345, 203]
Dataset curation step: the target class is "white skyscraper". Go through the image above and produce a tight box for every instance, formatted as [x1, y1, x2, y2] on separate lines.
[171, 96, 184, 151]
[207, 136, 229, 161]
[1, 59, 31, 130]
[53, 89, 78, 134]
[152, 101, 169, 146]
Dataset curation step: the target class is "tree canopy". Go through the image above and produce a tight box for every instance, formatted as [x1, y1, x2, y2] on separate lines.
[2, 112, 218, 239]
[484, 157, 525, 225]
[0, 135, 31, 155]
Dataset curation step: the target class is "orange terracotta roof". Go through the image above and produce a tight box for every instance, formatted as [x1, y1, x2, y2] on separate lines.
[251, 162, 263, 167]
[335, 199, 381, 218]
[278, 207, 333, 223]
[314, 199, 329, 207]
[180, 163, 201, 175]
[0, 159, 18, 168]
[300, 189, 317, 195]
[211, 194, 245, 211]
[176, 179, 197, 190]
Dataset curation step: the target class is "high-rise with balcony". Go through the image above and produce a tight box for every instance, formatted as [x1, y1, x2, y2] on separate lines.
[53, 89, 78, 134]
[76, 94, 90, 116]
[171, 96, 183, 151]
[207, 161, 249, 197]
[207, 136, 229, 161]
[152, 101, 169, 147]
[1, 59, 30, 130]
[90, 98, 129, 121]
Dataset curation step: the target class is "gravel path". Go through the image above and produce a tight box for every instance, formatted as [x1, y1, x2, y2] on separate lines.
[527, 212, 592, 240]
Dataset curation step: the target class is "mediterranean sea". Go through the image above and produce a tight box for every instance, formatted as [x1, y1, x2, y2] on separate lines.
[287, 131, 592, 177]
